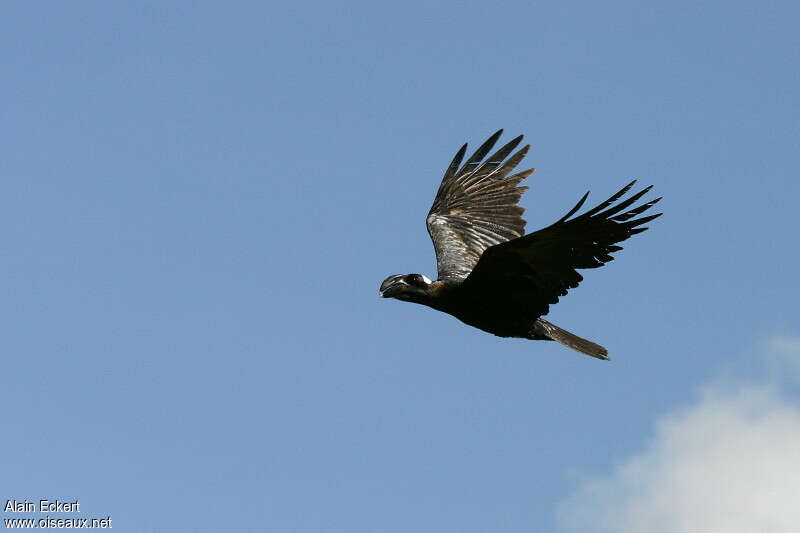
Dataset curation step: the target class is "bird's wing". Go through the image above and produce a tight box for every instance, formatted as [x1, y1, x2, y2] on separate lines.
[461, 181, 662, 318]
[426, 130, 533, 282]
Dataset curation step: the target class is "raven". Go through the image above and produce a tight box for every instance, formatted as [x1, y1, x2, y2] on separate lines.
[378, 130, 661, 360]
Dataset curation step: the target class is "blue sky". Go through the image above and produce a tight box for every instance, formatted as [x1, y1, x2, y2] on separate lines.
[2, 2, 799, 532]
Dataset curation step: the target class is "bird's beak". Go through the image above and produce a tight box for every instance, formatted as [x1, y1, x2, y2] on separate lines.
[378, 279, 405, 298]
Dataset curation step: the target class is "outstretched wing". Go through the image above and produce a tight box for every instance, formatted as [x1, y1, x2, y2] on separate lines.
[461, 181, 662, 319]
[427, 130, 533, 282]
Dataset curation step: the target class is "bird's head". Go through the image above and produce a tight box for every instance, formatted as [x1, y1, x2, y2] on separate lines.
[378, 274, 433, 302]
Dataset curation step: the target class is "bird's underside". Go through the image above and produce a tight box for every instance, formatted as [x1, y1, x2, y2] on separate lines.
[378, 130, 661, 360]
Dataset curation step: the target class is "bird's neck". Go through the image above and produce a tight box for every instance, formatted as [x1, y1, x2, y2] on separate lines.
[414, 280, 455, 310]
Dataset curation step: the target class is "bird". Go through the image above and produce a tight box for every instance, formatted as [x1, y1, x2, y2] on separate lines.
[378, 130, 661, 360]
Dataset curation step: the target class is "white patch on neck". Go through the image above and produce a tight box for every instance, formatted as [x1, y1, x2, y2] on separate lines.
[421, 275, 432, 284]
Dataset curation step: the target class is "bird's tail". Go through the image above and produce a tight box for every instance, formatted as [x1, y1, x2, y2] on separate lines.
[535, 319, 609, 360]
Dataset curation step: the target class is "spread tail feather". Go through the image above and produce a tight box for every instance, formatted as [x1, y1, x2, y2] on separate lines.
[535, 319, 609, 360]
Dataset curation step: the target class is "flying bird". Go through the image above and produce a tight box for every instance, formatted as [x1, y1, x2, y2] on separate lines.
[378, 130, 661, 360]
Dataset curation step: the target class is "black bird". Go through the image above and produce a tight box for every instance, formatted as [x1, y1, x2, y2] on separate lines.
[378, 130, 661, 360]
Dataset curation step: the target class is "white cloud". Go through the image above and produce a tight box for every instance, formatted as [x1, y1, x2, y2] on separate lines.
[558, 337, 800, 533]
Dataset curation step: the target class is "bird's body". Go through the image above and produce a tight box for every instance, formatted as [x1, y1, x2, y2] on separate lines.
[390, 279, 541, 338]
[379, 131, 661, 360]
